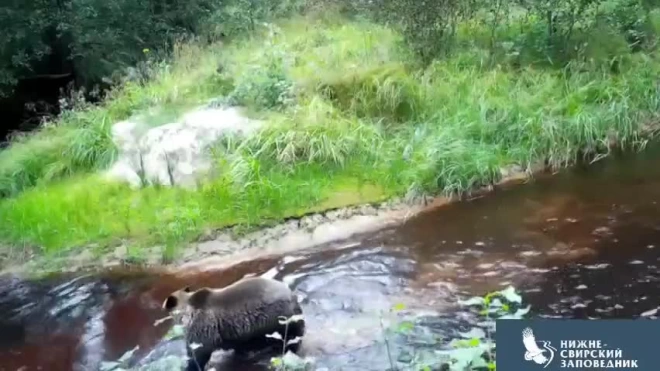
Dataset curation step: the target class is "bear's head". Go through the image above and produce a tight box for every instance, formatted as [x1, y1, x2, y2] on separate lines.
[162, 286, 193, 311]
[163, 286, 214, 312]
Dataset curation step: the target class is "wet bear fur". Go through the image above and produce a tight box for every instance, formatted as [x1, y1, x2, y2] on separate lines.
[162, 276, 305, 371]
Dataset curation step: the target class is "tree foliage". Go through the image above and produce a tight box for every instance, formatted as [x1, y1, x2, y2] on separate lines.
[0, 0, 299, 98]
[349, 0, 660, 65]
[1, 0, 659, 102]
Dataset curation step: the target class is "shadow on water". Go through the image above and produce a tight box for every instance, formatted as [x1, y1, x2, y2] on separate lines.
[3, 146, 660, 370]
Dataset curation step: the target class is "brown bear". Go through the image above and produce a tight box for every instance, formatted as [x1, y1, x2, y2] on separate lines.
[162, 276, 305, 371]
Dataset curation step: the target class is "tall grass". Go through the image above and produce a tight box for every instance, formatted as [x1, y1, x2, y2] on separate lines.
[1, 10, 659, 258]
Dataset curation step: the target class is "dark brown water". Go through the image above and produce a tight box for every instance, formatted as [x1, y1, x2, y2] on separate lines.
[2, 146, 660, 370]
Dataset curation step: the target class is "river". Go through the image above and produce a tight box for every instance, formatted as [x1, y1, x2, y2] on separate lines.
[1, 146, 660, 371]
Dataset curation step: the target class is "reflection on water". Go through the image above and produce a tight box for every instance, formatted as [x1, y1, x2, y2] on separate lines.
[3, 147, 660, 370]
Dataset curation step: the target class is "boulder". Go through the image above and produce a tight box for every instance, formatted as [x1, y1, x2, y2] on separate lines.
[105, 106, 263, 188]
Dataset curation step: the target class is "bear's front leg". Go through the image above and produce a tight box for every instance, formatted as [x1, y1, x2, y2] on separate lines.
[185, 344, 214, 371]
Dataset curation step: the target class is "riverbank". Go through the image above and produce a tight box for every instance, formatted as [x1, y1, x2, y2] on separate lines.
[0, 162, 614, 277]
[1, 9, 660, 276]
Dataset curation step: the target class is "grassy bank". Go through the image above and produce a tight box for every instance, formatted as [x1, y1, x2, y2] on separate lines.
[1, 8, 660, 261]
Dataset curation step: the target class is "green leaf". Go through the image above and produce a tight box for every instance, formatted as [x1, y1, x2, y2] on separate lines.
[498, 286, 522, 304]
[514, 305, 531, 317]
[499, 305, 532, 319]
[435, 346, 489, 370]
[458, 296, 486, 307]
[483, 291, 501, 305]
[117, 345, 139, 363]
[489, 298, 504, 308]
[397, 320, 415, 333]
[99, 361, 120, 371]
[165, 324, 185, 340]
[470, 354, 490, 369]
[458, 327, 486, 340]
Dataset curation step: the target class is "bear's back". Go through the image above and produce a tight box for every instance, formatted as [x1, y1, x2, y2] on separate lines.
[207, 277, 294, 310]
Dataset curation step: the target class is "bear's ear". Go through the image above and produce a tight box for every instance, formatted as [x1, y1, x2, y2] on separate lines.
[188, 288, 212, 309]
[183, 286, 192, 293]
[163, 295, 179, 310]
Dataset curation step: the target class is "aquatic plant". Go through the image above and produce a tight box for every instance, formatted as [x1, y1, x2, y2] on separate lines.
[381, 285, 530, 371]
[267, 314, 315, 371]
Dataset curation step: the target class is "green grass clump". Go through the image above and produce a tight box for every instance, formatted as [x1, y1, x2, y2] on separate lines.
[1, 10, 660, 259]
[0, 162, 392, 256]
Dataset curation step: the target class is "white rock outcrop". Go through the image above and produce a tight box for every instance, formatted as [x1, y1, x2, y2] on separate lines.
[105, 106, 263, 188]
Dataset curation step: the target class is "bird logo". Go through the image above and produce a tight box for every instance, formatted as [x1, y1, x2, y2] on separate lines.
[522, 327, 556, 368]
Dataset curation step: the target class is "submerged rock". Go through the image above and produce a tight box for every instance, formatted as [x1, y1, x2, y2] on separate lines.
[105, 105, 263, 188]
